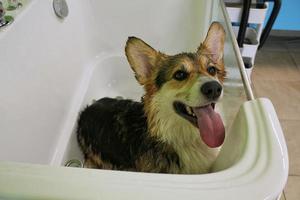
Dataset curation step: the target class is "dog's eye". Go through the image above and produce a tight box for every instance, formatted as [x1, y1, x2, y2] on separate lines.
[207, 66, 217, 76]
[173, 70, 188, 81]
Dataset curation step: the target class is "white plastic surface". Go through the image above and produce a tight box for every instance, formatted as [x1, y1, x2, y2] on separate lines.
[225, 2, 268, 24]
[232, 26, 259, 59]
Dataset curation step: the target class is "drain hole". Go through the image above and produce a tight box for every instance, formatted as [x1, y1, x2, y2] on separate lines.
[65, 159, 83, 168]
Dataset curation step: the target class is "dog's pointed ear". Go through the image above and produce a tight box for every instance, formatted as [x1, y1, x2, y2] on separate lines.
[198, 22, 225, 62]
[125, 37, 159, 85]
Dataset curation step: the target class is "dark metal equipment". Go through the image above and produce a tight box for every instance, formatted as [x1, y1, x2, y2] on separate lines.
[236, 0, 281, 49]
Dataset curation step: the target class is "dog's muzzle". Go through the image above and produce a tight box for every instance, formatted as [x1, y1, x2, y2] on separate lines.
[201, 81, 222, 101]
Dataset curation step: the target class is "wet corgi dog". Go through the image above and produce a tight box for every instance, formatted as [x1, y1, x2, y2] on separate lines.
[77, 22, 226, 174]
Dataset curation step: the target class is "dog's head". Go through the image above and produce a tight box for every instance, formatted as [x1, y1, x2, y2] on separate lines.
[125, 22, 226, 148]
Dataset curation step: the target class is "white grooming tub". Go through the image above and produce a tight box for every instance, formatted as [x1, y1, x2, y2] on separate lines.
[0, 0, 288, 199]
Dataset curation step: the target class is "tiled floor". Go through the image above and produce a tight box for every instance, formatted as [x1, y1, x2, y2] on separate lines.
[252, 36, 300, 200]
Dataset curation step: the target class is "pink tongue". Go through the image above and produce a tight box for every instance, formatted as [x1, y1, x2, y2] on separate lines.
[192, 105, 225, 148]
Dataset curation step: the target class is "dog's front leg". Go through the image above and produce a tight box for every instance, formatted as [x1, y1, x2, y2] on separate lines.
[135, 145, 181, 174]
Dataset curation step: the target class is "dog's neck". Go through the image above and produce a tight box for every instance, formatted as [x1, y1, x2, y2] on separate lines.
[143, 92, 219, 173]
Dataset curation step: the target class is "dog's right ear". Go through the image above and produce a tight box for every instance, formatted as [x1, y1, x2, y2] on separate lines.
[198, 22, 225, 63]
[125, 37, 158, 85]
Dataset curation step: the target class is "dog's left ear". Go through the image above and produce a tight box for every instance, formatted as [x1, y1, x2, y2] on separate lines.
[198, 22, 225, 62]
[125, 37, 159, 85]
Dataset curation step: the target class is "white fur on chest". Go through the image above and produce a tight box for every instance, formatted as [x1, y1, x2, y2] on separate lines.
[176, 137, 219, 174]
[168, 123, 219, 174]
[152, 103, 220, 174]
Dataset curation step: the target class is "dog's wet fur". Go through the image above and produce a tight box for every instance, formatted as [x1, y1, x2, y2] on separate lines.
[77, 22, 226, 174]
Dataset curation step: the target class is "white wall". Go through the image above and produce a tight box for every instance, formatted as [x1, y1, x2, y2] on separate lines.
[87, 0, 211, 54]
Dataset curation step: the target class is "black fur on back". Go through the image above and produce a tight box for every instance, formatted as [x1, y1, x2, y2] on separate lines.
[77, 97, 179, 171]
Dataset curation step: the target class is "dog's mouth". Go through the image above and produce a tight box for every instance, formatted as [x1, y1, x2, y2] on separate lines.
[173, 101, 225, 148]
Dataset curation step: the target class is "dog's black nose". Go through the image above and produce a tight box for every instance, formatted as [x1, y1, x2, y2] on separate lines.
[201, 81, 222, 100]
